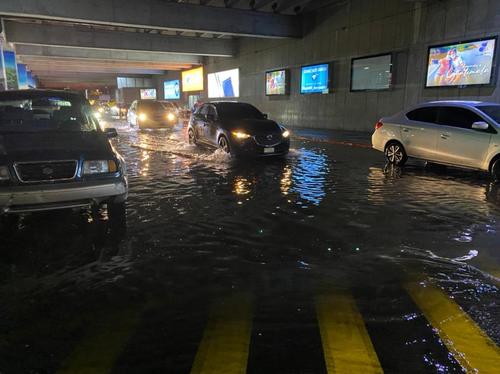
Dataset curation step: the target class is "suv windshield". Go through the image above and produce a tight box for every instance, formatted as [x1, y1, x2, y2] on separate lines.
[139, 101, 169, 111]
[477, 105, 500, 124]
[0, 94, 98, 133]
[216, 103, 264, 120]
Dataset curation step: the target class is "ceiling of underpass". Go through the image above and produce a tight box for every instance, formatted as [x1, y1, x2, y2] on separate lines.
[0, 0, 341, 89]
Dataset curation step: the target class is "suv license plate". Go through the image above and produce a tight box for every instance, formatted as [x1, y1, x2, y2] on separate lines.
[264, 147, 275, 154]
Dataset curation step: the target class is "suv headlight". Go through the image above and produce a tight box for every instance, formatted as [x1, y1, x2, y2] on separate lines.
[0, 166, 10, 181]
[83, 160, 118, 175]
[232, 131, 251, 139]
[282, 130, 290, 138]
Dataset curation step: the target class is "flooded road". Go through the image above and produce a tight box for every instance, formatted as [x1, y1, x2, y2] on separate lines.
[1, 120, 499, 373]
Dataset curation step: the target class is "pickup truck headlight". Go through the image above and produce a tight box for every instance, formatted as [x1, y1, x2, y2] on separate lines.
[0, 166, 10, 180]
[83, 160, 118, 175]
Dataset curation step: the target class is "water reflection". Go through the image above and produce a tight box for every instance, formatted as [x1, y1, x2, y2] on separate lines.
[233, 176, 252, 196]
[289, 149, 329, 206]
[280, 164, 292, 196]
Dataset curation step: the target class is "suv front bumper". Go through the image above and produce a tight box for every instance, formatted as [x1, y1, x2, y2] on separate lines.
[0, 178, 127, 214]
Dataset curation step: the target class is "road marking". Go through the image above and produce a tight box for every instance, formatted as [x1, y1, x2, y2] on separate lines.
[56, 305, 144, 374]
[190, 293, 253, 374]
[315, 290, 383, 374]
[406, 281, 500, 373]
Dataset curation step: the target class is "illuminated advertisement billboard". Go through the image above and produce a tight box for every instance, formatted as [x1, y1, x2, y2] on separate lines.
[426, 38, 496, 87]
[27, 71, 36, 88]
[164, 79, 180, 100]
[140, 88, 157, 100]
[266, 69, 288, 95]
[182, 67, 204, 92]
[3, 50, 18, 90]
[0, 38, 5, 91]
[207, 68, 239, 98]
[300, 63, 329, 94]
[17, 63, 28, 89]
[351, 54, 392, 91]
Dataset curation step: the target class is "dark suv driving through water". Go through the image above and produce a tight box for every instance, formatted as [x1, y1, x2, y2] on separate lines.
[188, 102, 290, 157]
[0, 90, 127, 221]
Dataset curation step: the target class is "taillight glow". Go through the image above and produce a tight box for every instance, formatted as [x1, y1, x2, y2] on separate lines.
[375, 121, 383, 130]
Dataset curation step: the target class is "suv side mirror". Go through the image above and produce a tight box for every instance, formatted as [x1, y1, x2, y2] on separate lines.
[472, 121, 489, 131]
[104, 128, 118, 138]
[263, 113, 268, 119]
[206, 113, 216, 122]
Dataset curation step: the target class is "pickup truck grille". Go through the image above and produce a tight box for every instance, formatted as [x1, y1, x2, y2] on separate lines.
[14, 161, 78, 183]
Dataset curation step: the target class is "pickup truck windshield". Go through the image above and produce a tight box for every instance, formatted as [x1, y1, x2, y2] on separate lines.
[0, 96, 98, 133]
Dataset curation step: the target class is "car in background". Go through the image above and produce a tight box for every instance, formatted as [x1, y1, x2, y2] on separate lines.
[127, 100, 178, 128]
[188, 102, 290, 157]
[372, 101, 500, 179]
[0, 90, 127, 221]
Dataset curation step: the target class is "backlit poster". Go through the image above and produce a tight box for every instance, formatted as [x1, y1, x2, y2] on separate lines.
[3, 50, 18, 90]
[426, 38, 496, 87]
[351, 54, 392, 91]
[266, 69, 288, 95]
[140, 88, 157, 99]
[17, 63, 28, 89]
[182, 67, 204, 92]
[0, 37, 5, 91]
[300, 64, 329, 94]
[207, 68, 239, 98]
[164, 79, 180, 99]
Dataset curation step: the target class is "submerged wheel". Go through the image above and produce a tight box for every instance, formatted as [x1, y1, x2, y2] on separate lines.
[188, 129, 197, 145]
[490, 158, 500, 181]
[385, 142, 407, 166]
[218, 135, 230, 153]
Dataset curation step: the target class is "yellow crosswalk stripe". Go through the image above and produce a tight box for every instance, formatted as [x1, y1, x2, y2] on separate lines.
[315, 290, 383, 374]
[406, 281, 500, 373]
[56, 305, 144, 374]
[190, 293, 253, 374]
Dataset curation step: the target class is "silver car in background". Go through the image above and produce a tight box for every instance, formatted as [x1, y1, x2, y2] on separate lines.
[372, 101, 500, 179]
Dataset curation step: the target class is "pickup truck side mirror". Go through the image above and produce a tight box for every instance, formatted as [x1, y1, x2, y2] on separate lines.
[104, 127, 118, 138]
[471, 121, 489, 131]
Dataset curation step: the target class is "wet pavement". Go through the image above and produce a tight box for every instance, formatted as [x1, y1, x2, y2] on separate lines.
[1, 118, 499, 373]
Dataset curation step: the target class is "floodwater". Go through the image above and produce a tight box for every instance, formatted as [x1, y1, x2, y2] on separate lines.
[1, 119, 499, 373]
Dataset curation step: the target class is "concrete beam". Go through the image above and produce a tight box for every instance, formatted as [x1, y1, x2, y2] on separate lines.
[15, 44, 202, 65]
[276, 0, 312, 13]
[4, 21, 236, 57]
[24, 65, 166, 75]
[18, 56, 192, 72]
[0, 0, 302, 38]
[253, 0, 275, 10]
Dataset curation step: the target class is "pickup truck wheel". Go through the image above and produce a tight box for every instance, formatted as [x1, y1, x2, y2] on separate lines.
[108, 201, 126, 226]
[0, 214, 19, 232]
[385, 141, 407, 166]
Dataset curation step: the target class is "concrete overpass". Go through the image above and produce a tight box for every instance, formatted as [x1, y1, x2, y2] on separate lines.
[0, 0, 315, 89]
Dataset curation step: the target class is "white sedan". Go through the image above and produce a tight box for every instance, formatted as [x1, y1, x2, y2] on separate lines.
[372, 101, 500, 179]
